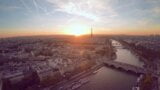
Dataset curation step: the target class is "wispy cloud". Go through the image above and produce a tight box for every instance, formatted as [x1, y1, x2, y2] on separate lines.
[32, 0, 39, 14]
[0, 5, 20, 11]
[152, 7, 160, 15]
[137, 19, 151, 26]
[46, 0, 117, 21]
[19, 0, 32, 13]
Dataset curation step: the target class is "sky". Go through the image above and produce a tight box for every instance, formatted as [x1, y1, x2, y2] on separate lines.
[0, 0, 160, 37]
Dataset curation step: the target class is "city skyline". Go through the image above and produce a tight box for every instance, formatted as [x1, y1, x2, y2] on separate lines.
[0, 0, 160, 37]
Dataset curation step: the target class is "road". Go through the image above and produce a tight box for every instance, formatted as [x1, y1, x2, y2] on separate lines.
[43, 64, 103, 90]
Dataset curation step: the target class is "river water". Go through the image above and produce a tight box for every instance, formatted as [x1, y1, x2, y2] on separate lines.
[77, 40, 144, 90]
[112, 40, 144, 68]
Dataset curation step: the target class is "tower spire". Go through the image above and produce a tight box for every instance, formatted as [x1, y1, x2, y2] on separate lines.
[91, 27, 93, 37]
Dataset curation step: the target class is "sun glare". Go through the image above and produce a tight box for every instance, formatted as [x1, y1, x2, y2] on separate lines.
[65, 24, 89, 36]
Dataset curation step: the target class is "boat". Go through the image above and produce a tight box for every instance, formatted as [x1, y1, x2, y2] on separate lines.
[92, 70, 98, 74]
[71, 83, 81, 90]
[79, 78, 89, 84]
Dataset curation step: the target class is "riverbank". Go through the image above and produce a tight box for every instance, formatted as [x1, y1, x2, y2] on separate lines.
[43, 63, 104, 90]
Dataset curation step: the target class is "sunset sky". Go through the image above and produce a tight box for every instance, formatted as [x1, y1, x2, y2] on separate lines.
[0, 0, 160, 37]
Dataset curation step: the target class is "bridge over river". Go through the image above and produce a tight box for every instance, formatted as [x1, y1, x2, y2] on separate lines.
[103, 60, 158, 77]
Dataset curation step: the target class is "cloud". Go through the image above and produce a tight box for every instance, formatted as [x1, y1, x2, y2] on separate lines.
[137, 19, 151, 26]
[46, 0, 117, 21]
[0, 5, 20, 11]
[146, 0, 160, 4]
[152, 7, 160, 15]
[19, 0, 33, 13]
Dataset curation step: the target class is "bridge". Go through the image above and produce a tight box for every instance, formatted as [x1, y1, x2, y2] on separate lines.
[103, 60, 145, 74]
[103, 60, 158, 77]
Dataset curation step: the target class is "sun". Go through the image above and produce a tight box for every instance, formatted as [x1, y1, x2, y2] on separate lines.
[65, 24, 89, 36]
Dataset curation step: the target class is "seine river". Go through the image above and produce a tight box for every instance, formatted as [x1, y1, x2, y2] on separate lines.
[77, 40, 144, 90]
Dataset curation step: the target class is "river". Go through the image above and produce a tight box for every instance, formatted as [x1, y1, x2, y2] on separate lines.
[77, 40, 144, 90]
[112, 40, 144, 68]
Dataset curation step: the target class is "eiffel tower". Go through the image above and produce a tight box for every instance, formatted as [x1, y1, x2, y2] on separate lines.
[91, 27, 93, 38]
